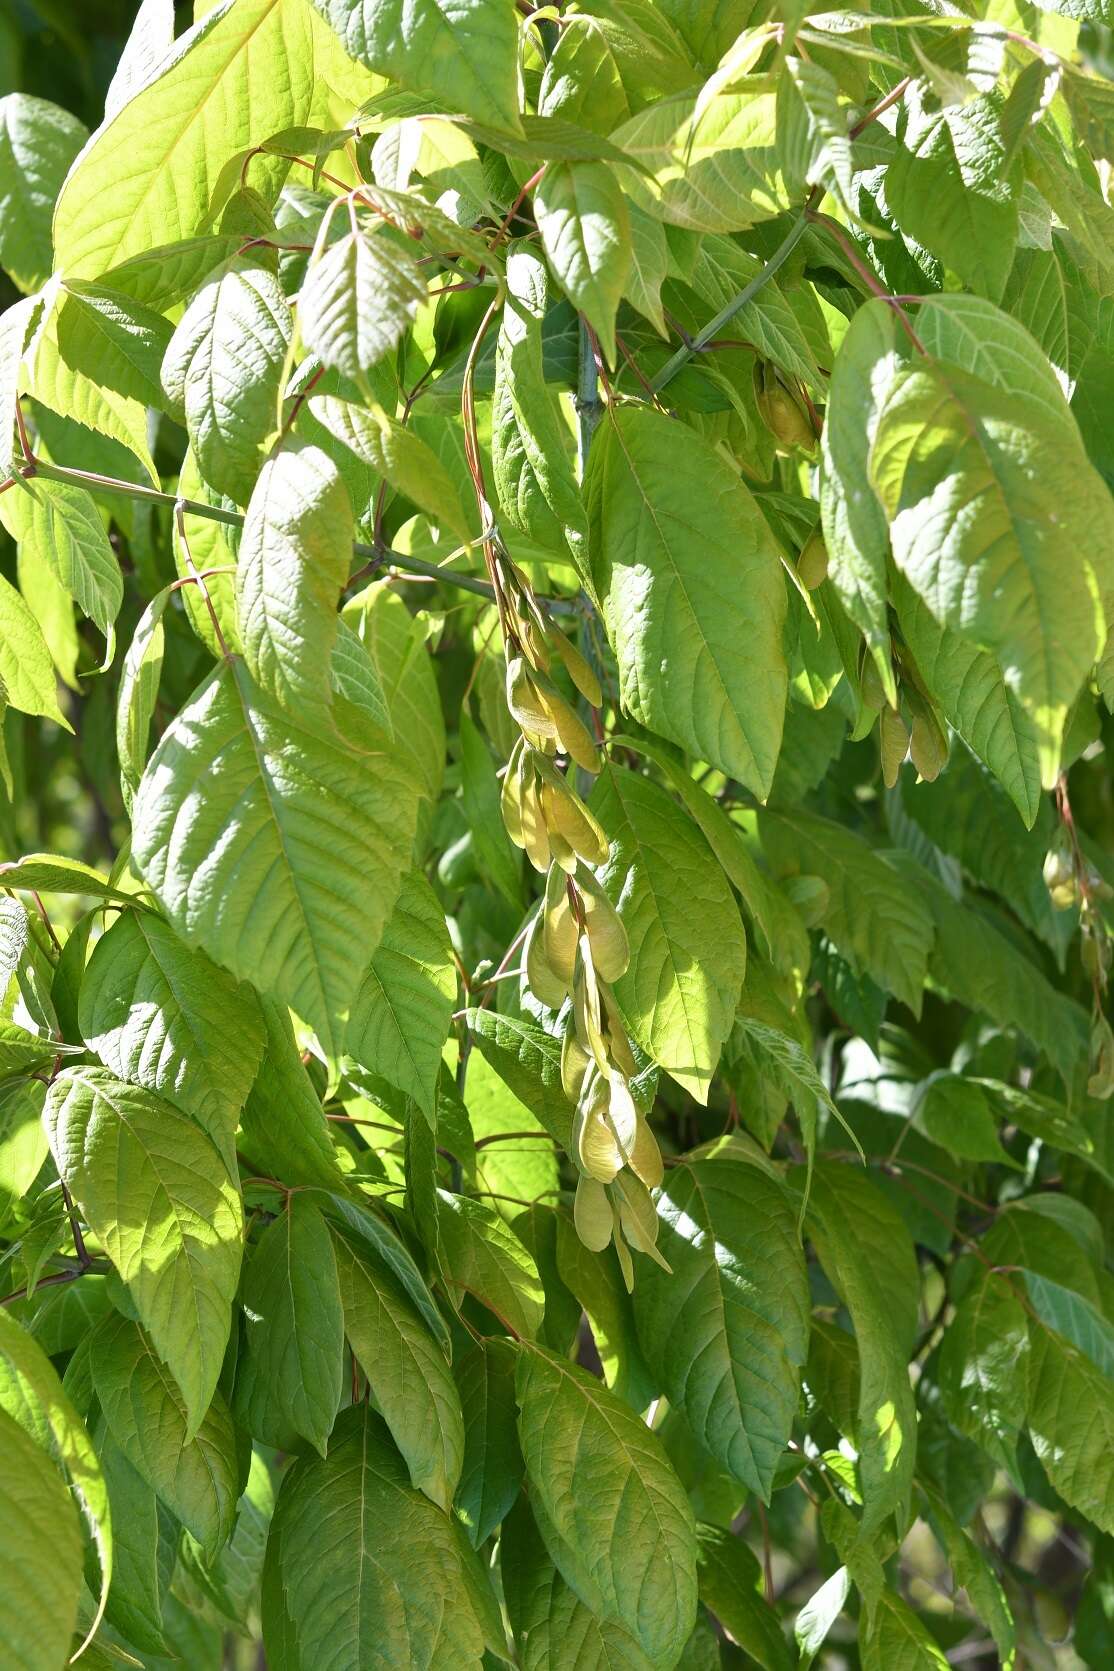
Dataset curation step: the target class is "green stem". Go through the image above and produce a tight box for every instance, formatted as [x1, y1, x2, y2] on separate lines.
[20, 455, 501, 602]
[651, 196, 817, 393]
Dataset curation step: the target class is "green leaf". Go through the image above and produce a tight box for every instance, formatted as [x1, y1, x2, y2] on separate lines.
[90, 1312, 240, 1557]
[586, 406, 787, 797]
[104, 232, 244, 313]
[804, 1163, 919, 1539]
[0, 92, 87, 291]
[938, 1270, 1029, 1478]
[886, 88, 1018, 301]
[238, 438, 354, 721]
[29, 305, 159, 482]
[819, 298, 902, 675]
[695, 1523, 793, 1670]
[233, 1194, 344, 1455]
[309, 0, 522, 133]
[922, 1490, 1015, 1667]
[0, 1405, 83, 1669]
[533, 161, 630, 367]
[556, 1214, 659, 1412]
[300, 226, 428, 387]
[240, 997, 345, 1189]
[0, 291, 40, 483]
[613, 89, 785, 234]
[57, 283, 174, 411]
[264, 1403, 488, 1667]
[459, 708, 523, 907]
[492, 242, 587, 565]
[437, 1190, 545, 1340]
[615, 735, 809, 981]
[131, 659, 420, 1056]
[309, 392, 472, 542]
[870, 356, 1112, 781]
[454, 1338, 523, 1547]
[0, 1080, 48, 1221]
[859, 1588, 949, 1670]
[45, 1066, 243, 1433]
[913, 1074, 1014, 1167]
[897, 854, 1089, 1080]
[79, 907, 264, 1171]
[104, 0, 176, 120]
[502, 1492, 656, 1670]
[0, 570, 71, 726]
[332, 1224, 463, 1509]
[1027, 1322, 1114, 1533]
[116, 585, 169, 811]
[52, 0, 343, 279]
[0, 1307, 112, 1652]
[0, 853, 130, 901]
[593, 764, 747, 1103]
[761, 810, 934, 1015]
[633, 1157, 809, 1500]
[317, 1189, 452, 1355]
[0, 476, 122, 656]
[1023, 1272, 1114, 1376]
[96, 1426, 176, 1656]
[892, 572, 1042, 827]
[795, 1566, 851, 1670]
[161, 257, 292, 506]
[345, 868, 454, 1125]
[181, 1446, 275, 1632]
[465, 1009, 575, 1150]
[343, 580, 446, 806]
[516, 1341, 698, 1669]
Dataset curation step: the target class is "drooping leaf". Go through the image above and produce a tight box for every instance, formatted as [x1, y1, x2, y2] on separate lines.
[454, 1338, 523, 1547]
[502, 1491, 656, 1671]
[45, 1065, 243, 1433]
[593, 765, 747, 1103]
[299, 226, 428, 387]
[633, 1156, 809, 1499]
[0, 92, 87, 291]
[586, 406, 788, 799]
[131, 658, 420, 1056]
[696, 1523, 793, 1670]
[1027, 1322, 1114, 1534]
[161, 257, 291, 506]
[437, 1189, 545, 1340]
[308, 0, 523, 133]
[534, 160, 631, 366]
[232, 1193, 344, 1456]
[52, 0, 350, 279]
[491, 242, 587, 566]
[516, 1342, 699, 1668]
[79, 906, 264, 1171]
[0, 475, 122, 656]
[237, 438, 354, 721]
[264, 1403, 488, 1667]
[332, 1225, 464, 1510]
[0, 1307, 112, 1652]
[761, 810, 934, 1016]
[0, 1405, 83, 1670]
[804, 1163, 919, 1539]
[345, 868, 455, 1125]
[90, 1311, 240, 1557]
[870, 356, 1113, 782]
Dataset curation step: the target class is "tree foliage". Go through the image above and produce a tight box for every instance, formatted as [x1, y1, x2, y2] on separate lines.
[1, 0, 1114, 1665]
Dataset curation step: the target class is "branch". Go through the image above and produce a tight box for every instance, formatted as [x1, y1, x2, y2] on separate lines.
[16, 453, 502, 603]
[650, 76, 914, 395]
[650, 195, 818, 393]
